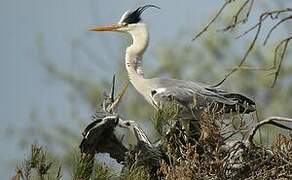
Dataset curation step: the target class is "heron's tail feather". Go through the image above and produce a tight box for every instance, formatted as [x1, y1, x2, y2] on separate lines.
[220, 92, 256, 114]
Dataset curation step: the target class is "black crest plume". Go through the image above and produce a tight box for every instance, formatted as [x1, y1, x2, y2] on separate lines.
[122, 4, 160, 24]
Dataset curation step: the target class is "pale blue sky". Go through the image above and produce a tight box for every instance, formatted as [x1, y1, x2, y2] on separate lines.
[0, 0, 290, 178]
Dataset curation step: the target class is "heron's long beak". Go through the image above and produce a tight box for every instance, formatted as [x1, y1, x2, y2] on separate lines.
[89, 24, 126, 32]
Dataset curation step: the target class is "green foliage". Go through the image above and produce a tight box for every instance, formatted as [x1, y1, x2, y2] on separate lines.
[91, 164, 116, 180]
[14, 144, 61, 180]
[14, 145, 116, 180]
[72, 154, 115, 180]
[152, 101, 180, 136]
[120, 166, 149, 180]
[72, 155, 94, 180]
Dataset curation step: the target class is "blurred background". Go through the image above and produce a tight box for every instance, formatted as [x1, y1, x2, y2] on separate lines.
[0, 0, 291, 178]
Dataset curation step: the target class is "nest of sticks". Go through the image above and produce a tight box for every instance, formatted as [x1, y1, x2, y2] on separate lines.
[80, 77, 292, 179]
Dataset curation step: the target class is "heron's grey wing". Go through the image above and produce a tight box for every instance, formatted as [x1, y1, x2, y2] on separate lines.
[150, 86, 228, 116]
[150, 85, 237, 109]
[205, 86, 255, 105]
[149, 78, 255, 113]
[151, 78, 238, 104]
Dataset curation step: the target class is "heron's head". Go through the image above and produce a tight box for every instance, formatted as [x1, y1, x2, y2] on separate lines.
[89, 5, 160, 34]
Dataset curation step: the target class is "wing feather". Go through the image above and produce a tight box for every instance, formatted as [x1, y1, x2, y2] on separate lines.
[149, 78, 255, 114]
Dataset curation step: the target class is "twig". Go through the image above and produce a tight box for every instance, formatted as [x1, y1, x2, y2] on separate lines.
[271, 36, 291, 87]
[110, 74, 116, 102]
[264, 15, 292, 45]
[277, 152, 292, 166]
[219, 12, 268, 83]
[107, 81, 129, 113]
[247, 116, 292, 146]
[254, 105, 263, 145]
[220, 0, 255, 32]
[216, 8, 292, 85]
[237, 8, 292, 39]
[223, 129, 241, 141]
[192, 0, 232, 41]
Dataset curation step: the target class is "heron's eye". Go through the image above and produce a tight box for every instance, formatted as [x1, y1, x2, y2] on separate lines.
[125, 122, 131, 126]
[121, 22, 128, 26]
[151, 90, 157, 96]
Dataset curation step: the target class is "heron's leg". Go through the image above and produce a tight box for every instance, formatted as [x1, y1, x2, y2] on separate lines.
[179, 118, 201, 142]
[179, 119, 190, 143]
[189, 119, 201, 140]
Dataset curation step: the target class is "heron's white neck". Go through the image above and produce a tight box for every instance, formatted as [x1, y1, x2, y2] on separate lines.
[125, 23, 149, 94]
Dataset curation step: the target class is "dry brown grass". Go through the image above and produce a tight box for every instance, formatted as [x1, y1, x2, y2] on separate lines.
[157, 111, 292, 180]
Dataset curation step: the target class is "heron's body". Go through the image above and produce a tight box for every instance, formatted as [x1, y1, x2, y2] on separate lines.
[123, 22, 255, 117]
[90, 5, 255, 125]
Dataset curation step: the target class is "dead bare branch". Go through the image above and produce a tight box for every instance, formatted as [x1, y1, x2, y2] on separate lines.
[107, 81, 129, 113]
[192, 0, 232, 41]
[214, 8, 292, 86]
[247, 116, 292, 146]
[220, 0, 255, 32]
[264, 15, 292, 45]
[271, 36, 291, 87]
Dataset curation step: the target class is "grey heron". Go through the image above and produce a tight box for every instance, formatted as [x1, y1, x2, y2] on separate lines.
[89, 5, 255, 134]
